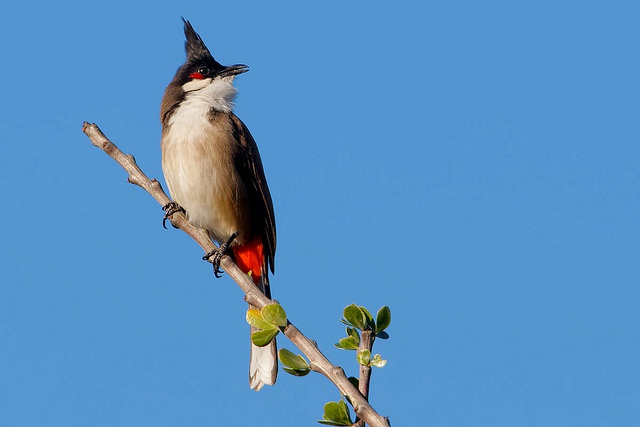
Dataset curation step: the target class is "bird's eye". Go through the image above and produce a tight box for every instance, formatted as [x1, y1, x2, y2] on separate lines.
[189, 66, 210, 80]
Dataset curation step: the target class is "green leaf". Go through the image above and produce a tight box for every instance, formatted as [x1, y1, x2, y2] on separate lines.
[335, 336, 359, 350]
[370, 353, 387, 368]
[375, 331, 390, 340]
[319, 400, 353, 426]
[251, 328, 279, 347]
[279, 348, 310, 370]
[375, 306, 391, 333]
[283, 367, 311, 376]
[279, 349, 311, 376]
[359, 306, 375, 330]
[262, 303, 287, 328]
[335, 327, 361, 350]
[347, 376, 359, 389]
[338, 400, 352, 424]
[318, 422, 348, 426]
[246, 309, 277, 331]
[356, 349, 371, 366]
[343, 304, 366, 330]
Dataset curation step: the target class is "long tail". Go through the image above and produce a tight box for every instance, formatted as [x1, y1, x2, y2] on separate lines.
[233, 238, 278, 391]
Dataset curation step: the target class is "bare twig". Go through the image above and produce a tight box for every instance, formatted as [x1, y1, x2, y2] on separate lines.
[81, 122, 390, 427]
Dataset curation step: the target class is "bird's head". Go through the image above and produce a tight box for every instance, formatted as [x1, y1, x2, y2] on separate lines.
[176, 18, 248, 93]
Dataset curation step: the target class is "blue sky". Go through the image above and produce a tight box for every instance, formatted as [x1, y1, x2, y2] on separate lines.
[1, 1, 639, 426]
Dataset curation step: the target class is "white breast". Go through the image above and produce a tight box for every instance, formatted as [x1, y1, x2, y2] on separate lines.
[161, 79, 243, 242]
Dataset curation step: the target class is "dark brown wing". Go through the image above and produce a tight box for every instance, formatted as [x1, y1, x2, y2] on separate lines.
[229, 113, 276, 276]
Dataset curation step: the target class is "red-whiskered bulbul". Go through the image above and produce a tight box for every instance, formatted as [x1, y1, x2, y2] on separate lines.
[160, 19, 277, 391]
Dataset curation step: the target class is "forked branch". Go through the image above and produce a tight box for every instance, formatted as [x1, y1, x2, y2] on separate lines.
[81, 122, 390, 427]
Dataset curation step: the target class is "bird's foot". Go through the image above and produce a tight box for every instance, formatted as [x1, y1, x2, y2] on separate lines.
[203, 232, 238, 278]
[162, 202, 185, 229]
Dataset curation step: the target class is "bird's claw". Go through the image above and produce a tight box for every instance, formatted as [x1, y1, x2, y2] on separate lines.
[162, 202, 185, 229]
[202, 233, 238, 278]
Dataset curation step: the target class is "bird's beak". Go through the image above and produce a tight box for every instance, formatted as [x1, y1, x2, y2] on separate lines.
[218, 64, 249, 78]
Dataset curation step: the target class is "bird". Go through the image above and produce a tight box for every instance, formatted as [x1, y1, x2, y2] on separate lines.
[160, 18, 277, 391]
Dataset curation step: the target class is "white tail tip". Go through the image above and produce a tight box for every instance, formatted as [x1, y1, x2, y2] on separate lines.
[249, 338, 278, 391]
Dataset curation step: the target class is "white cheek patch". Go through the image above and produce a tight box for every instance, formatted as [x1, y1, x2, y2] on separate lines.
[182, 77, 212, 92]
[180, 78, 239, 112]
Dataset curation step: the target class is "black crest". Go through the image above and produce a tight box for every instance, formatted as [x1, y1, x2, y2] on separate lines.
[182, 18, 214, 61]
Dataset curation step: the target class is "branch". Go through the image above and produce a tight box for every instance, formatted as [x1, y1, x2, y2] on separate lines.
[358, 331, 375, 400]
[354, 330, 375, 427]
[81, 122, 390, 427]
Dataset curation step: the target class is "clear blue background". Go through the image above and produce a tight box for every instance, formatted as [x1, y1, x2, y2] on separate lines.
[1, 1, 638, 426]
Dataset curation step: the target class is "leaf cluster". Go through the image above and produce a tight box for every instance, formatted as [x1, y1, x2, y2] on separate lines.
[339, 304, 390, 338]
[318, 399, 354, 426]
[274, 303, 392, 425]
[335, 305, 390, 368]
[246, 303, 287, 347]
